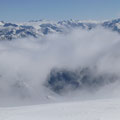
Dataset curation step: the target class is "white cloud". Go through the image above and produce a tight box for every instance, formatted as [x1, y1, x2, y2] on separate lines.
[0, 27, 120, 106]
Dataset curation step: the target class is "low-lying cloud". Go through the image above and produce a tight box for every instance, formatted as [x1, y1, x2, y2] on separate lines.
[0, 27, 120, 106]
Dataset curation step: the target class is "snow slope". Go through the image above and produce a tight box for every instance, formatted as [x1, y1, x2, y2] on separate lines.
[0, 98, 120, 120]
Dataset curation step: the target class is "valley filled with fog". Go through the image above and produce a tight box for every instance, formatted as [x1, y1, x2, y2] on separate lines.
[0, 27, 120, 106]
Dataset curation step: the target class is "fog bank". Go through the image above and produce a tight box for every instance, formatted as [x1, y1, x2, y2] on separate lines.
[0, 27, 120, 106]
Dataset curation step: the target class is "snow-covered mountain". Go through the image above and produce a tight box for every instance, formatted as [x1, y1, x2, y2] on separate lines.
[1, 18, 120, 120]
[0, 23, 120, 106]
[0, 18, 120, 40]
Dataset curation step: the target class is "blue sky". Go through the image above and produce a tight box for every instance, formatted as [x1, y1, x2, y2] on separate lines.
[0, 0, 120, 22]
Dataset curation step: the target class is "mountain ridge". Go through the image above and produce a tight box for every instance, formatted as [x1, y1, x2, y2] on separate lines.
[0, 18, 120, 40]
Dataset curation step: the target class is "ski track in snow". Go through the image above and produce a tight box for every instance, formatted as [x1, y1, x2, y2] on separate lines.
[0, 98, 120, 120]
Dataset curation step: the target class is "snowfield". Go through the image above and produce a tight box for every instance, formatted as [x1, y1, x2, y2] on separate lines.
[0, 98, 120, 120]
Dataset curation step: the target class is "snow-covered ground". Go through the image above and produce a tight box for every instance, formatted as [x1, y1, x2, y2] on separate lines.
[0, 98, 120, 120]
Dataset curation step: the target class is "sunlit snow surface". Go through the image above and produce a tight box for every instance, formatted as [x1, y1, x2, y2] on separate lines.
[0, 99, 120, 120]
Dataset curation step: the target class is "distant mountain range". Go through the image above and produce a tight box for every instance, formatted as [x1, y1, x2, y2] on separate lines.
[0, 18, 120, 40]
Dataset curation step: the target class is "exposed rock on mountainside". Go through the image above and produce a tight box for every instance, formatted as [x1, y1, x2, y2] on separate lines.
[0, 18, 120, 40]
